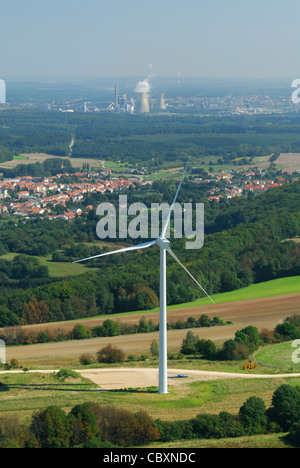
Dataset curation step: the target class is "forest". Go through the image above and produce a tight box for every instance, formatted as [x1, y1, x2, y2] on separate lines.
[0, 110, 73, 162]
[2, 110, 300, 168]
[0, 179, 299, 327]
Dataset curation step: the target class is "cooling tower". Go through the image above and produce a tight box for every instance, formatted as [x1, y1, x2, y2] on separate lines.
[115, 83, 118, 108]
[135, 92, 150, 113]
[159, 93, 166, 110]
[0, 80, 6, 104]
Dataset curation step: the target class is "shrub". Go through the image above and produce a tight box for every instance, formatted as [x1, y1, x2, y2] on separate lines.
[234, 326, 260, 351]
[180, 331, 199, 355]
[85, 403, 160, 447]
[79, 353, 94, 365]
[260, 328, 275, 343]
[71, 324, 92, 340]
[196, 339, 217, 360]
[150, 340, 159, 357]
[218, 411, 244, 438]
[268, 384, 300, 431]
[285, 422, 300, 447]
[127, 354, 136, 362]
[198, 314, 212, 327]
[56, 369, 81, 380]
[239, 397, 267, 434]
[9, 358, 19, 369]
[38, 331, 48, 343]
[221, 339, 238, 360]
[0, 414, 33, 448]
[192, 414, 224, 439]
[30, 406, 71, 448]
[96, 344, 125, 364]
[275, 322, 300, 341]
[92, 319, 120, 338]
[156, 420, 194, 442]
[186, 317, 197, 328]
[68, 403, 99, 447]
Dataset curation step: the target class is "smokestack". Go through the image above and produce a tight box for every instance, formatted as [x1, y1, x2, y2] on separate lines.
[159, 93, 166, 111]
[135, 92, 150, 113]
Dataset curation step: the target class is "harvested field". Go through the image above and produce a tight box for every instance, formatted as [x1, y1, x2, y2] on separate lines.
[275, 152, 300, 171]
[9, 292, 300, 336]
[5, 292, 300, 367]
[0, 153, 105, 170]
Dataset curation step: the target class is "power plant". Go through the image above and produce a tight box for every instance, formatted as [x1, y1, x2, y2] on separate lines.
[0, 80, 6, 105]
[107, 80, 166, 114]
[158, 92, 166, 111]
[135, 91, 150, 114]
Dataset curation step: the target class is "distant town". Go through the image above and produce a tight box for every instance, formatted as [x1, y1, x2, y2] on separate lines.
[0, 164, 297, 222]
[0, 169, 139, 220]
[1, 78, 299, 116]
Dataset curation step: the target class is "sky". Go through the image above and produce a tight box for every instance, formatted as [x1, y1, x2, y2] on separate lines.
[1, 0, 300, 80]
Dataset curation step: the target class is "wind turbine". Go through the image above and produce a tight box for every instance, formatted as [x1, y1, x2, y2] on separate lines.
[74, 160, 215, 394]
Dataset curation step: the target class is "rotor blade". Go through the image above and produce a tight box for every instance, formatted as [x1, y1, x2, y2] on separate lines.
[73, 239, 157, 263]
[167, 249, 215, 304]
[160, 158, 189, 239]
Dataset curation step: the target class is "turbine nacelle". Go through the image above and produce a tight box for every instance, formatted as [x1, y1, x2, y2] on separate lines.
[156, 237, 170, 250]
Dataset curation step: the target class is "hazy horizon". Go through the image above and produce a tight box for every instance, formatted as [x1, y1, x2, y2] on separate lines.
[1, 0, 300, 81]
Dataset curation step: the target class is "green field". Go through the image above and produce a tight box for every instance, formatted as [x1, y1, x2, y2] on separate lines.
[0, 252, 98, 277]
[168, 276, 300, 310]
[1, 371, 299, 426]
[76, 275, 300, 322]
[13, 155, 27, 161]
[255, 341, 300, 373]
[143, 433, 289, 448]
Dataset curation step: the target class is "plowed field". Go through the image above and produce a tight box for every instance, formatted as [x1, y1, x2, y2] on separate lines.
[6, 292, 300, 367]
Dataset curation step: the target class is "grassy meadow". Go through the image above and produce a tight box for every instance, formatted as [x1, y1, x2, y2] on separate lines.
[0, 252, 98, 277]
[255, 341, 300, 373]
[1, 370, 300, 427]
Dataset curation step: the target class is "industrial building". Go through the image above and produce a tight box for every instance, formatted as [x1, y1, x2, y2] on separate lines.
[0, 80, 6, 104]
[107, 81, 166, 114]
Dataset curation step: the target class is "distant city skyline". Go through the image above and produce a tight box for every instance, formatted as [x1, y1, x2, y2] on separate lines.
[1, 0, 300, 80]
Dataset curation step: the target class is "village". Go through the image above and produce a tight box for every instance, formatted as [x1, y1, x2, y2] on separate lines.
[0, 164, 297, 220]
[192, 167, 296, 203]
[0, 169, 143, 220]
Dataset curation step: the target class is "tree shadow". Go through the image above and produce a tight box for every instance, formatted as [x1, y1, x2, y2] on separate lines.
[2, 383, 100, 393]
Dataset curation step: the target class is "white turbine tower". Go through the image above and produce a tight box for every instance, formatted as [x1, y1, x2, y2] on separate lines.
[74, 160, 215, 394]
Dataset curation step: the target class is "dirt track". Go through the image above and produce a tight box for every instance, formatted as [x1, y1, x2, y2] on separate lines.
[5, 293, 300, 366]
[78, 368, 300, 390]
[2, 368, 300, 391]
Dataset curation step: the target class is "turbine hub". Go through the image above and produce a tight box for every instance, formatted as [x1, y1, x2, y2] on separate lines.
[157, 237, 170, 250]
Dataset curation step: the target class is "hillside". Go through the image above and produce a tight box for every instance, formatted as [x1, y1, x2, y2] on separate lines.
[0, 179, 299, 328]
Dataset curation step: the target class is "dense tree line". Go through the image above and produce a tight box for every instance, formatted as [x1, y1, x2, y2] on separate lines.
[1, 383, 300, 447]
[0, 314, 229, 347]
[0, 398, 159, 448]
[180, 315, 300, 361]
